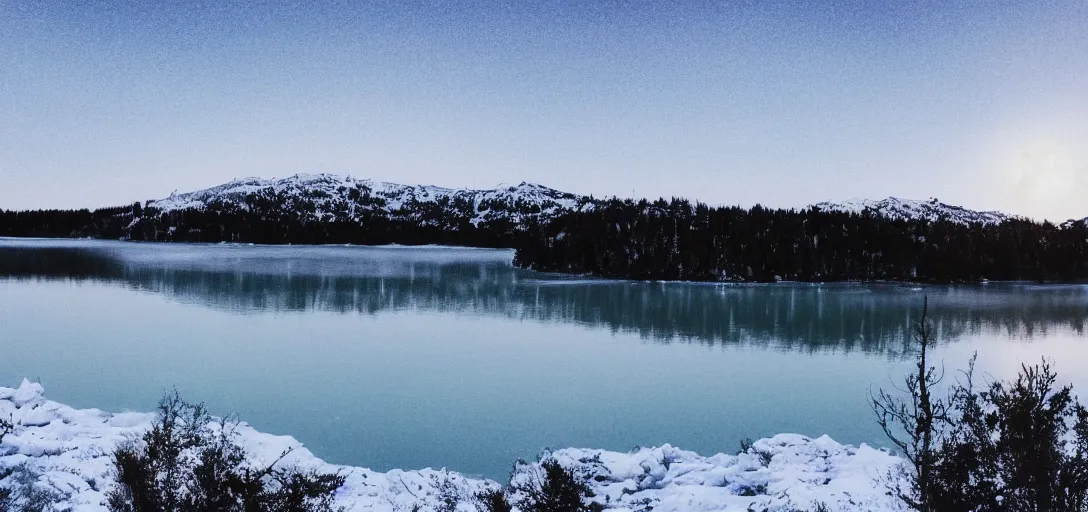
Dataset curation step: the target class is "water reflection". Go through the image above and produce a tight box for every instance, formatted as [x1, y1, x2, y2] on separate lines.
[3, 240, 1085, 355]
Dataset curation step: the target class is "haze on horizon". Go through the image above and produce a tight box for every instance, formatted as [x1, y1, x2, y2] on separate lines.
[1, 1, 1086, 221]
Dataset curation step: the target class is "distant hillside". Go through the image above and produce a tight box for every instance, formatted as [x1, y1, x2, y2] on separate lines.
[513, 196, 1088, 283]
[812, 197, 1010, 226]
[3, 175, 1088, 282]
[119, 174, 596, 246]
[147, 173, 590, 226]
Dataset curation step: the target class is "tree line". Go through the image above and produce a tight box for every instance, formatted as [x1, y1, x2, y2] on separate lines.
[0, 202, 523, 248]
[513, 198, 1088, 282]
[3, 195, 1087, 282]
[0, 205, 137, 240]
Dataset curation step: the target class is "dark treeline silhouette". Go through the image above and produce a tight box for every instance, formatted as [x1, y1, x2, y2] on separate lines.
[5, 194, 1088, 283]
[125, 205, 521, 247]
[0, 202, 520, 248]
[513, 198, 1088, 283]
[0, 205, 138, 240]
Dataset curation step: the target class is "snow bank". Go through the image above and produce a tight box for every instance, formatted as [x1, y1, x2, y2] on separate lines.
[543, 437, 903, 511]
[0, 380, 903, 511]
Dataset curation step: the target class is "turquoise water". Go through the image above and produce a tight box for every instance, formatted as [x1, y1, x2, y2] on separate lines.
[2, 238, 1087, 479]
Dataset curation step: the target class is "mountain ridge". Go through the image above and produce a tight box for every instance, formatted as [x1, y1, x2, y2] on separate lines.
[146, 173, 591, 226]
[5, 174, 1087, 282]
[811, 197, 1014, 226]
[147, 173, 1056, 226]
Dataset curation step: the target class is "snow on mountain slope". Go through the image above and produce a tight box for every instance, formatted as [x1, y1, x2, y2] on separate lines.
[0, 380, 904, 512]
[146, 174, 590, 225]
[812, 197, 1010, 225]
[1061, 217, 1088, 229]
[147, 175, 1028, 229]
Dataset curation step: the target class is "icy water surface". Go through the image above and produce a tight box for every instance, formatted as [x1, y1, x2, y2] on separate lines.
[2, 238, 1088, 479]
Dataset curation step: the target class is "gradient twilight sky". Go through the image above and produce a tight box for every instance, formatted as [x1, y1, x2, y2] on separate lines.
[1, 2, 1086, 220]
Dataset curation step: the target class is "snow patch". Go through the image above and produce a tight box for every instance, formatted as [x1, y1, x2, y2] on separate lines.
[142, 175, 1038, 232]
[144, 173, 591, 227]
[0, 381, 906, 511]
[813, 197, 1010, 226]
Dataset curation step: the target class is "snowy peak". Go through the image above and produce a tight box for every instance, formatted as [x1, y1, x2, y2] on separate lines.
[147, 177, 1034, 229]
[150, 174, 580, 208]
[812, 197, 1010, 226]
[145, 173, 590, 226]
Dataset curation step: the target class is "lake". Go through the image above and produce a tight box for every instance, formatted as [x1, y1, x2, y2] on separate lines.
[2, 238, 1087, 480]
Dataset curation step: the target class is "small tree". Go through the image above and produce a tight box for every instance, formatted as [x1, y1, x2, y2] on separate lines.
[0, 419, 68, 512]
[430, 472, 463, 512]
[476, 458, 602, 512]
[511, 459, 602, 512]
[923, 356, 1000, 510]
[935, 360, 1088, 511]
[0, 465, 69, 512]
[871, 297, 948, 511]
[473, 487, 512, 512]
[107, 390, 344, 512]
[875, 299, 1088, 511]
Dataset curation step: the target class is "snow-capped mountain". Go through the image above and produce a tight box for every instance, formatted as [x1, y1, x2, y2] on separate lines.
[146, 173, 590, 226]
[812, 197, 1010, 226]
[147, 176, 1028, 229]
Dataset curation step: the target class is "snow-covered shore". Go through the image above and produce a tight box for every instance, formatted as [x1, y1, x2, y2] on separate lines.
[0, 380, 902, 511]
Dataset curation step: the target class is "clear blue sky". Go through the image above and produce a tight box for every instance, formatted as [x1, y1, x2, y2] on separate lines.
[2, 1, 1086, 220]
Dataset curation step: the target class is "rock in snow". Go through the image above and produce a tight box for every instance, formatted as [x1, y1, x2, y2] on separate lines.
[0, 380, 905, 511]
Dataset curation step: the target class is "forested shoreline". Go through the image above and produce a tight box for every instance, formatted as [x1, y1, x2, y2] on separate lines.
[3, 194, 1087, 283]
[514, 198, 1088, 283]
[0, 202, 522, 248]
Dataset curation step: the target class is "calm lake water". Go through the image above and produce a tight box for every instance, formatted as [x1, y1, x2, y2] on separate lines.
[2, 238, 1088, 479]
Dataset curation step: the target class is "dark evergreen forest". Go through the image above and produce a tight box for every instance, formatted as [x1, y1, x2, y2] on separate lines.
[3, 195, 1086, 283]
[0, 202, 520, 247]
[0, 205, 137, 240]
[513, 198, 1088, 283]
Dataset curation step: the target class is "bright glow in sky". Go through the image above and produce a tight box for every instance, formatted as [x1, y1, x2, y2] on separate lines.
[1, 1, 1086, 221]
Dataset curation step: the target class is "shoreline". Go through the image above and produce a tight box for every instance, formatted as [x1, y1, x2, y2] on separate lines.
[1, 379, 903, 511]
[3, 236, 1083, 287]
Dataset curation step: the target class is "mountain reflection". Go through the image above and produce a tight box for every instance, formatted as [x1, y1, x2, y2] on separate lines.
[3, 240, 1086, 355]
